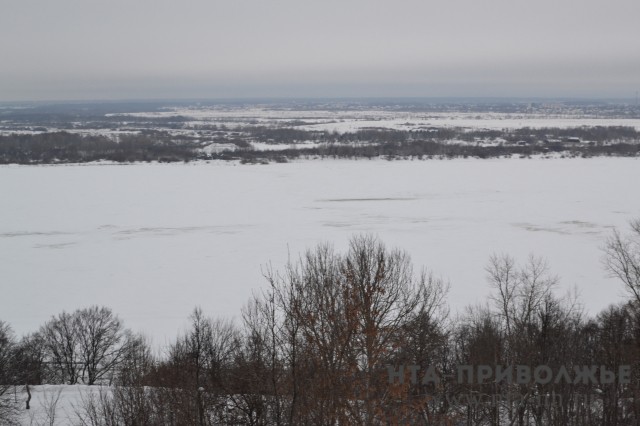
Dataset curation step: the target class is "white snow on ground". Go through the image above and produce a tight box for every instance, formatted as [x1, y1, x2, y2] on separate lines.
[296, 116, 640, 132]
[249, 141, 325, 151]
[11, 384, 106, 425]
[105, 108, 640, 132]
[199, 143, 238, 155]
[1, 158, 640, 348]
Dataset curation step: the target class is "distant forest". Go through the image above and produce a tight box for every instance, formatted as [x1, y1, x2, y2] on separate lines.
[1, 126, 639, 165]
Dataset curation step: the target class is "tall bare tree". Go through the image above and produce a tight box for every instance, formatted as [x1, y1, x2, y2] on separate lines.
[0, 321, 18, 425]
[39, 307, 131, 385]
[40, 311, 81, 384]
[74, 306, 131, 385]
[604, 218, 640, 304]
[262, 235, 450, 424]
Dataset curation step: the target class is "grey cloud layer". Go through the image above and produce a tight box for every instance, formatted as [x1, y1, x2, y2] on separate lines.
[1, 0, 638, 100]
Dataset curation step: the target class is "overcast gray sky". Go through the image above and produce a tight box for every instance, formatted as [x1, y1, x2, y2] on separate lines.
[1, 0, 638, 101]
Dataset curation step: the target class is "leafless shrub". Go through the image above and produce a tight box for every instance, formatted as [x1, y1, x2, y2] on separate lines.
[28, 387, 64, 426]
[72, 386, 117, 426]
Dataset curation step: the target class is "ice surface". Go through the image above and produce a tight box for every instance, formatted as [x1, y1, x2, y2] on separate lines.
[1, 158, 639, 346]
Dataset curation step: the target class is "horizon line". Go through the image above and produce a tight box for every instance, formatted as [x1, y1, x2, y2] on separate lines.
[2, 95, 639, 105]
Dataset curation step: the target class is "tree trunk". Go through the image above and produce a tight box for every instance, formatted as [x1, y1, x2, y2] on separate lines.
[25, 384, 31, 410]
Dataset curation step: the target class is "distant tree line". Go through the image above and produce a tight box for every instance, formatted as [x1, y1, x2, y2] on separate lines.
[1, 126, 639, 165]
[242, 125, 640, 146]
[220, 139, 640, 164]
[0, 132, 196, 164]
[2, 220, 640, 424]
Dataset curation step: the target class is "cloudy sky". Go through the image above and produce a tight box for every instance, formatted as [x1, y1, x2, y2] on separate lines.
[1, 0, 638, 101]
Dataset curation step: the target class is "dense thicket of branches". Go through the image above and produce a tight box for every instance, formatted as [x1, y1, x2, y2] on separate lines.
[0, 321, 19, 425]
[2, 222, 640, 424]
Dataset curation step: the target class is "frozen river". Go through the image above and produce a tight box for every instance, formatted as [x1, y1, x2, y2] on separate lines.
[1, 157, 639, 344]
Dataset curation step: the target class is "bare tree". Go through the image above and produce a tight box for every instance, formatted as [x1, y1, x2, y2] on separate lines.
[28, 386, 64, 426]
[70, 335, 156, 426]
[262, 235, 450, 424]
[111, 334, 155, 425]
[40, 312, 80, 385]
[591, 304, 638, 425]
[74, 306, 130, 385]
[604, 218, 640, 304]
[484, 254, 592, 425]
[148, 307, 241, 425]
[13, 333, 46, 387]
[267, 242, 353, 424]
[486, 254, 518, 338]
[452, 305, 503, 426]
[487, 254, 558, 335]
[39, 307, 132, 385]
[0, 321, 18, 425]
[341, 235, 449, 424]
[73, 386, 118, 426]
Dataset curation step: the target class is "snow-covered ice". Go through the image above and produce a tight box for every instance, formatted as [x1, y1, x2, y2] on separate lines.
[1, 158, 639, 346]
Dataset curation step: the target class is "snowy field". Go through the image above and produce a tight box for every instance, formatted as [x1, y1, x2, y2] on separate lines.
[11, 385, 102, 425]
[1, 158, 640, 348]
[111, 107, 640, 132]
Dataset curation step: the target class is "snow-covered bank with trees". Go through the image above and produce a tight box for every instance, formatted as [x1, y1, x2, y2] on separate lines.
[2, 222, 640, 424]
